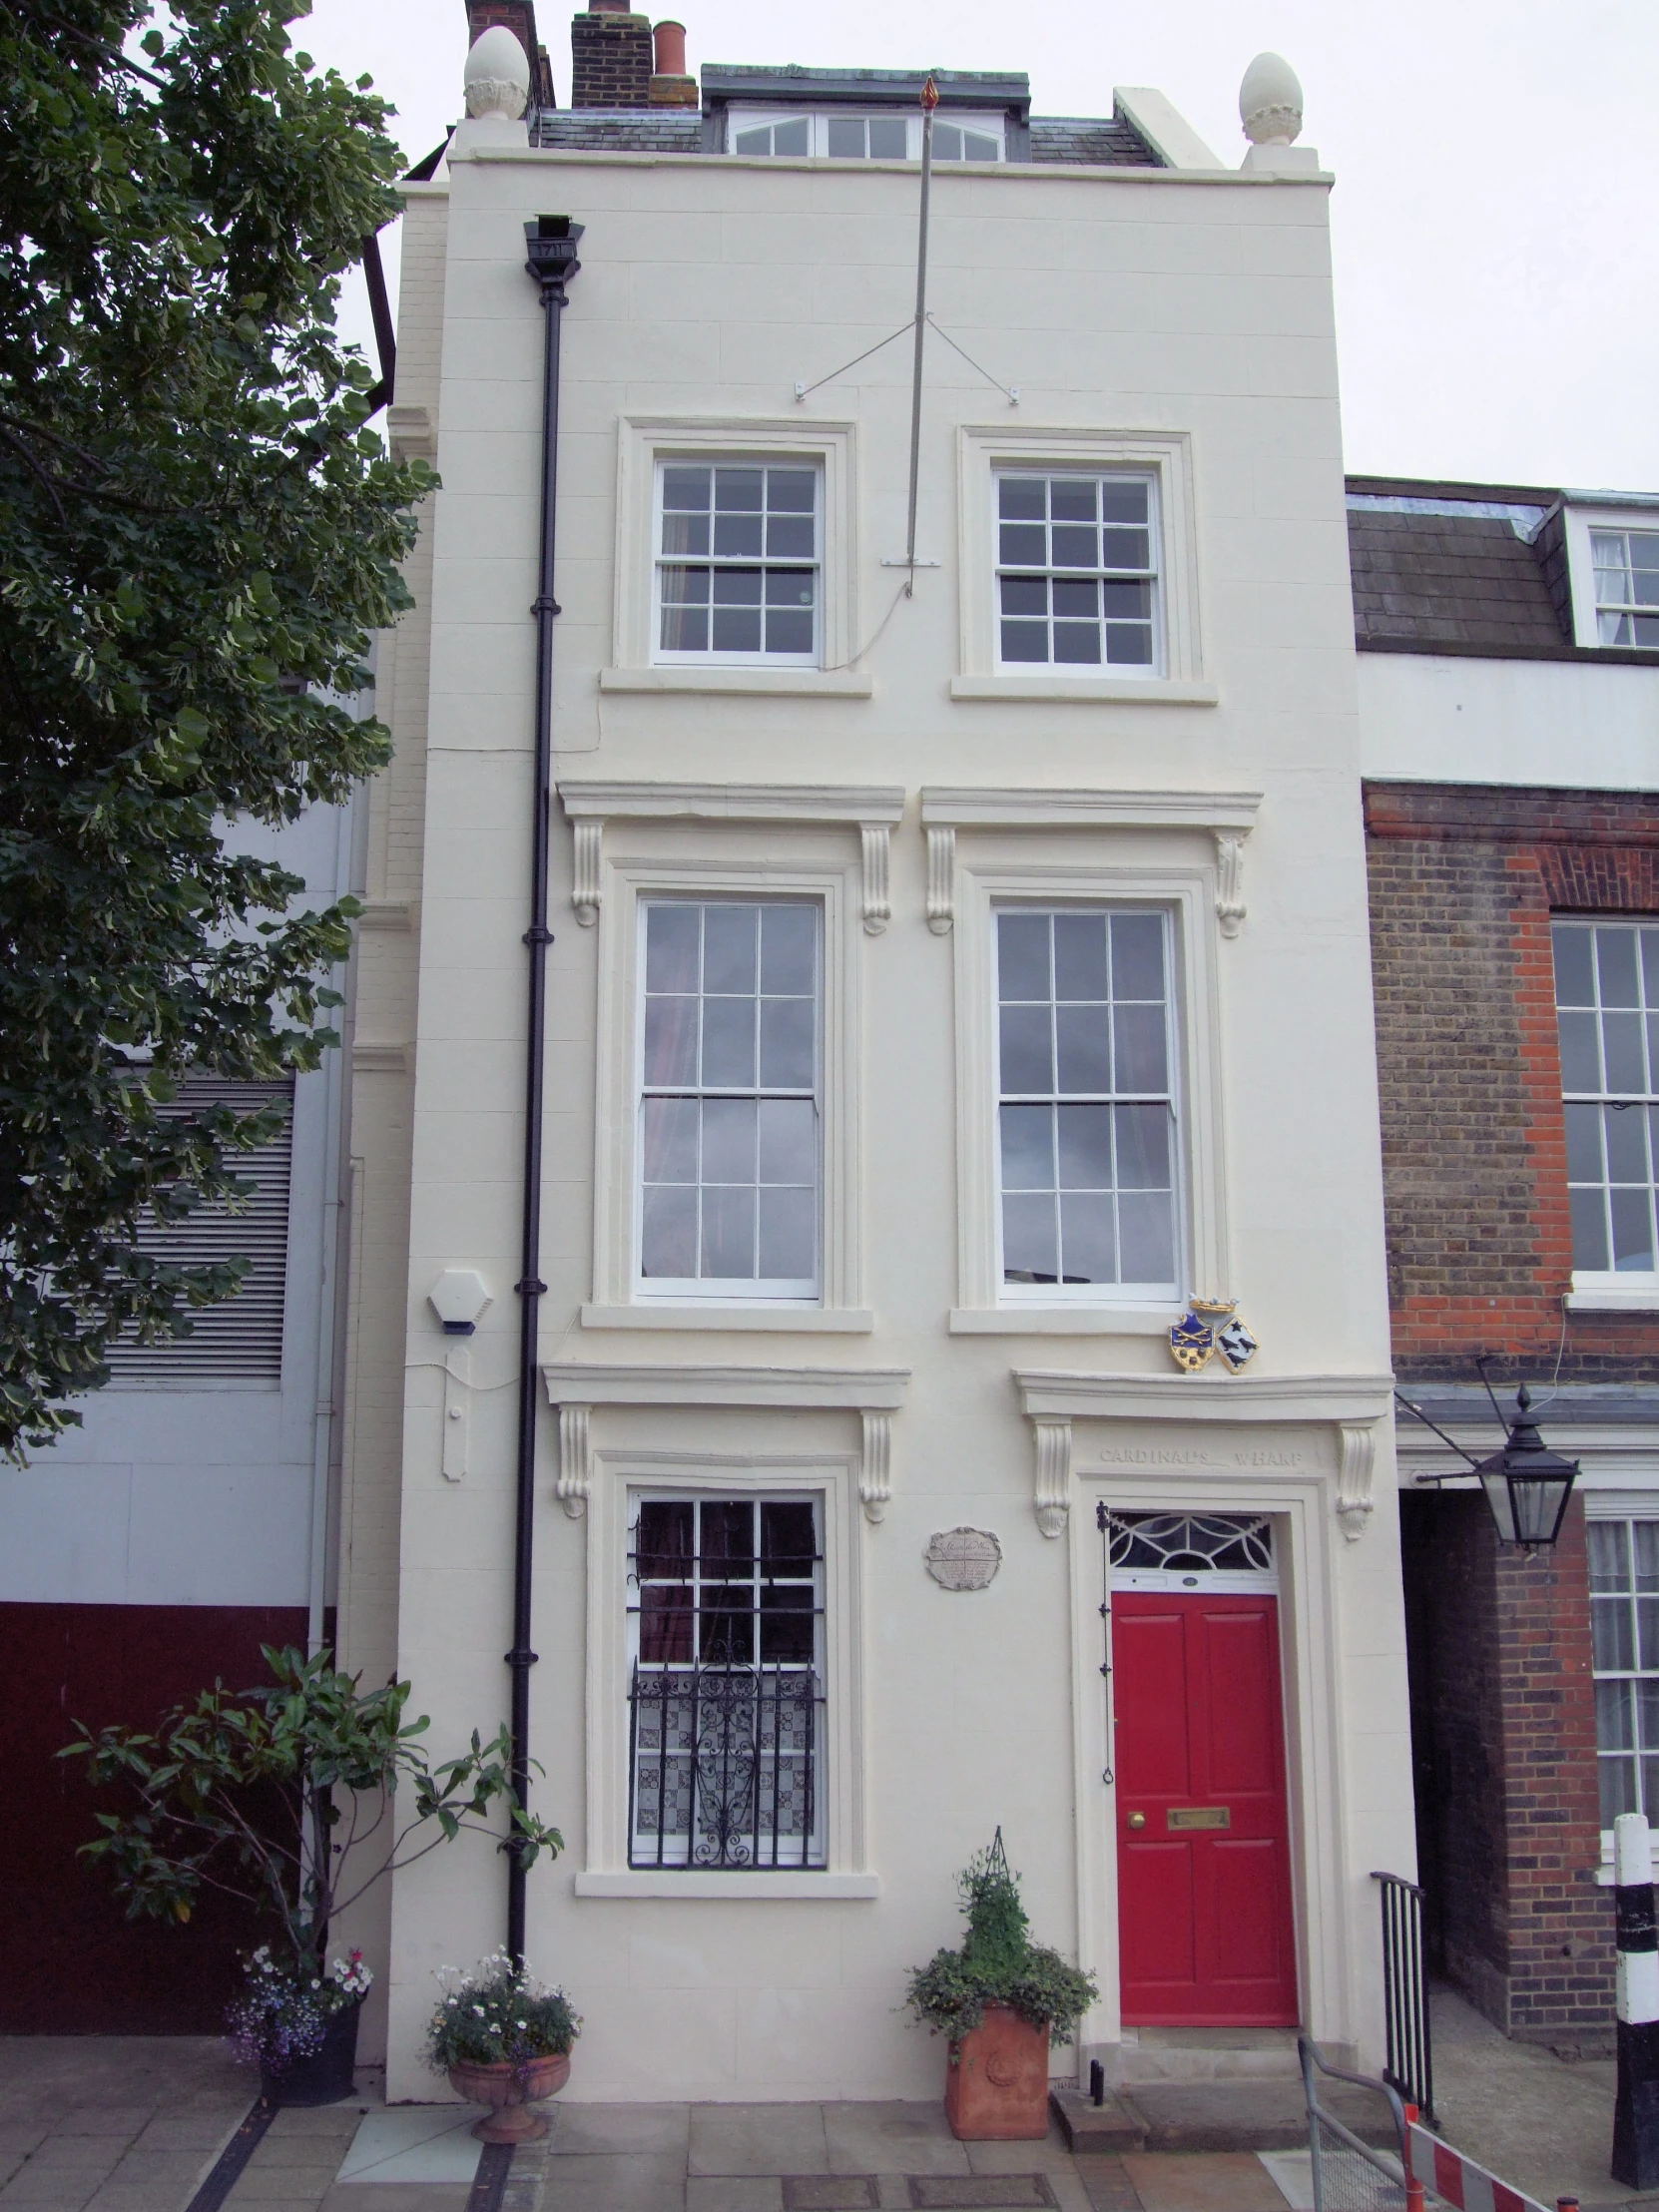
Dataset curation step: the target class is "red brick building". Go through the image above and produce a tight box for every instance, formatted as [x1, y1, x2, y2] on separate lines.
[1355, 475, 1659, 2047]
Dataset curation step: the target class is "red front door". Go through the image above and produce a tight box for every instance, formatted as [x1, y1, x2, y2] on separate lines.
[1113, 1590, 1298, 2025]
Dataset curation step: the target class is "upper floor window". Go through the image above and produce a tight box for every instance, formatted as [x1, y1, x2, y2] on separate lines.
[638, 900, 821, 1300]
[728, 111, 1002, 161]
[1554, 919, 1659, 1281]
[656, 462, 820, 667]
[1591, 529, 1659, 648]
[995, 907, 1180, 1300]
[995, 471, 1159, 673]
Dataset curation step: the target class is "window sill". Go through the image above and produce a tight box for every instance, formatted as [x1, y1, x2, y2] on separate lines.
[600, 667, 874, 699]
[1565, 1286, 1659, 1314]
[950, 1306, 1181, 1336]
[581, 1304, 874, 1334]
[949, 675, 1220, 707]
[574, 1870, 879, 1899]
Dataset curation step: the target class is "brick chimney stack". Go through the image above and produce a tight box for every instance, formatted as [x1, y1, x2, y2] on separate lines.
[570, 0, 654, 108]
[464, 1, 556, 106]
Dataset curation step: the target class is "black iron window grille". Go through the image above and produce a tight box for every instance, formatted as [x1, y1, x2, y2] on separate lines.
[627, 1495, 827, 1870]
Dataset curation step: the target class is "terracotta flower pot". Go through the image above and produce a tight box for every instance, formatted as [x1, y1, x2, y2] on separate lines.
[944, 2004, 1050, 2140]
[448, 2051, 571, 2143]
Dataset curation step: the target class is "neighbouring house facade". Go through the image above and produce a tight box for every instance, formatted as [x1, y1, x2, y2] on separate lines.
[335, 2, 1415, 2102]
[1353, 477, 1659, 2048]
[0, 789, 362, 2031]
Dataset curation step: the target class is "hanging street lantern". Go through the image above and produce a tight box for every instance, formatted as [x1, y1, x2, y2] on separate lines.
[1470, 1385, 1579, 1552]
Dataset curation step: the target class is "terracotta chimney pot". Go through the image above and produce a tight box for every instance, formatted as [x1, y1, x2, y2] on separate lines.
[652, 19, 686, 75]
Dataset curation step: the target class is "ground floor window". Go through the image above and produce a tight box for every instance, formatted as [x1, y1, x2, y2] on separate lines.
[627, 1493, 826, 1869]
[1589, 1517, 1659, 1829]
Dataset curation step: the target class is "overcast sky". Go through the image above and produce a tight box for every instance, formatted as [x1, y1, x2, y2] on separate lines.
[308, 0, 1659, 492]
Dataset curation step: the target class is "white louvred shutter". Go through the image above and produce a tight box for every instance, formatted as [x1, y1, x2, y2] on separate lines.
[105, 1077, 293, 1383]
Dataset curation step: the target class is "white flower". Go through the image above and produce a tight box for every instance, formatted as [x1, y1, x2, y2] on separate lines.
[473, 2004, 485, 2017]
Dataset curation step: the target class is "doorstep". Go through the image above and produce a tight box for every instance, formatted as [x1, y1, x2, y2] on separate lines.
[1051, 2079, 1397, 2157]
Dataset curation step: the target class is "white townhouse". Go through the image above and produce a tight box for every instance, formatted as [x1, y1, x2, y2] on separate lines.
[336, 3, 1413, 2104]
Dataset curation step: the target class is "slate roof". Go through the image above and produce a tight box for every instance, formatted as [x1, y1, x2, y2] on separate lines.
[532, 109, 701, 151]
[1347, 503, 1569, 655]
[1030, 115, 1158, 166]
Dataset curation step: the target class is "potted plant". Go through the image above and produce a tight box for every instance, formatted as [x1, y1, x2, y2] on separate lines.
[906, 1831, 1098, 2141]
[426, 1949, 582, 2142]
[60, 1644, 564, 2105]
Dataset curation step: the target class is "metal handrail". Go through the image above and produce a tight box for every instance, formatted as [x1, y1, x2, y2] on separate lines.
[1372, 1869, 1435, 2123]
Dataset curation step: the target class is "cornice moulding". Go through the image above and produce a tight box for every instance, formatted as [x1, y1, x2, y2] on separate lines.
[1013, 1370, 1395, 1423]
[543, 1363, 910, 1410]
[560, 782, 905, 826]
[920, 788, 1262, 832]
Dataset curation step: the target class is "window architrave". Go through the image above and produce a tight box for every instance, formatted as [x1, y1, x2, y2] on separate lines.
[589, 842, 866, 1321]
[614, 418, 859, 688]
[946, 845, 1228, 1331]
[954, 426, 1210, 704]
[575, 1441, 871, 1895]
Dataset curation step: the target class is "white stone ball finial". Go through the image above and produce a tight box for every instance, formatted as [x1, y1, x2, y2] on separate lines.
[465, 24, 532, 121]
[1240, 52, 1303, 146]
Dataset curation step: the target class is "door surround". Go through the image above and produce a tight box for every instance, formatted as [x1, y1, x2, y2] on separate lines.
[1046, 1374, 1395, 2070]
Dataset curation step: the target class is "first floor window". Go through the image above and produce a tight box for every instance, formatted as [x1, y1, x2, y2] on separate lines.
[638, 899, 821, 1298]
[995, 906, 1179, 1296]
[1554, 919, 1659, 1277]
[656, 461, 820, 663]
[995, 469, 1158, 671]
[1591, 528, 1659, 647]
[627, 1493, 827, 1870]
[1590, 1518, 1659, 1829]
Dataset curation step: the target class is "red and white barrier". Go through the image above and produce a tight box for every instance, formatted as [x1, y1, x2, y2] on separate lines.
[1403, 2116, 1569, 2212]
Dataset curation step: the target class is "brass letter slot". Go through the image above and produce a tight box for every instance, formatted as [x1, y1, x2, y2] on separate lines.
[1167, 1806, 1230, 1831]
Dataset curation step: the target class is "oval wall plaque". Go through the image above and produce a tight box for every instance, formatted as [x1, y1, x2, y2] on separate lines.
[925, 1527, 1002, 1591]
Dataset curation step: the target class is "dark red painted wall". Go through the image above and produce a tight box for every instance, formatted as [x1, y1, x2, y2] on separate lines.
[0, 1603, 306, 2032]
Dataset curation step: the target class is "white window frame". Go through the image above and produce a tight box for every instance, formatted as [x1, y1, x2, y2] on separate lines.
[1564, 505, 1659, 650]
[609, 418, 863, 696]
[953, 426, 1213, 705]
[1586, 1506, 1659, 1863]
[575, 1442, 873, 1897]
[991, 903, 1184, 1306]
[1554, 916, 1659, 1311]
[586, 838, 867, 1325]
[652, 459, 823, 672]
[725, 109, 1004, 162]
[633, 896, 824, 1303]
[944, 840, 1230, 1333]
[991, 468, 1163, 679]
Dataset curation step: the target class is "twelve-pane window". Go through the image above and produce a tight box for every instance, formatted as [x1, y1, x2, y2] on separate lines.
[628, 1493, 826, 1870]
[995, 472, 1158, 670]
[1590, 1519, 1659, 1829]
[995, 909, 1178, 1293]
[638, 901, 820, 1296]
[730, 114, 1000, 160]
[657, 464, 819, 662]
[1554, 920, 1659, 1276]
[1592, 529, 1659, 647]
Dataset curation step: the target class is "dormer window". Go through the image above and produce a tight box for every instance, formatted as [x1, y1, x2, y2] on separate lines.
[726, 110, 1003, 161]
[1591, 528, 1659, 648]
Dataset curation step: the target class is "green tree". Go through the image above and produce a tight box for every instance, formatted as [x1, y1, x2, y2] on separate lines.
[0, 0, 430, 1457]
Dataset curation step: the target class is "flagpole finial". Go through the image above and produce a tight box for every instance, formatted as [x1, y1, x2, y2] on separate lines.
[920, 76, 939, 110]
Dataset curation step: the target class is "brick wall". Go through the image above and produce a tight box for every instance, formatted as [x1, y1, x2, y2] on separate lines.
[1365, 780, 1659, 1384]
[1401, 1491, 1614, 2048]
[569, 7, 654, 107]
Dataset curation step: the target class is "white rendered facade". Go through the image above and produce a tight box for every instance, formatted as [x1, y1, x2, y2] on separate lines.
[342, 79, 1413, 2102]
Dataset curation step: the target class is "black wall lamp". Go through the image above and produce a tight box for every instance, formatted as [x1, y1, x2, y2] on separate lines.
[1397, 1371, 1580, 1553]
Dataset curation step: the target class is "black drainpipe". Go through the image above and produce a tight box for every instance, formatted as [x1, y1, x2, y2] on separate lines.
[508, 214, 583, 1966]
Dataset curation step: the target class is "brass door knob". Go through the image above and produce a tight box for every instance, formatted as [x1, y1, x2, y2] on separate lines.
[1126, 1812, 1147, 1830]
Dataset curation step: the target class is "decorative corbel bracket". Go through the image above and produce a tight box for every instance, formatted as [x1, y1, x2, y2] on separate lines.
[1032, 1414, 1073, 1539]
[858, 1409, 892, 1523]
[557, 1402, 593, 1518]
[860, 825, 890, 935]
[925, 826, 955, 934]
[1215, 830, 1249, 938]
[1337, 1420, 1376, 1541]
[572, 820, 603, 927]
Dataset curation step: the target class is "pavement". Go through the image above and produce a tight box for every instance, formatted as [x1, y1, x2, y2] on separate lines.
[2, 1985, 1657, 2212]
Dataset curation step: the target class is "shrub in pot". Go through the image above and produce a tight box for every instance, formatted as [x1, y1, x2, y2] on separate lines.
[906, 1832, 1098, 2141]
[61, 1644, 564, 2105]
[427, 1951, 581, 2142]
